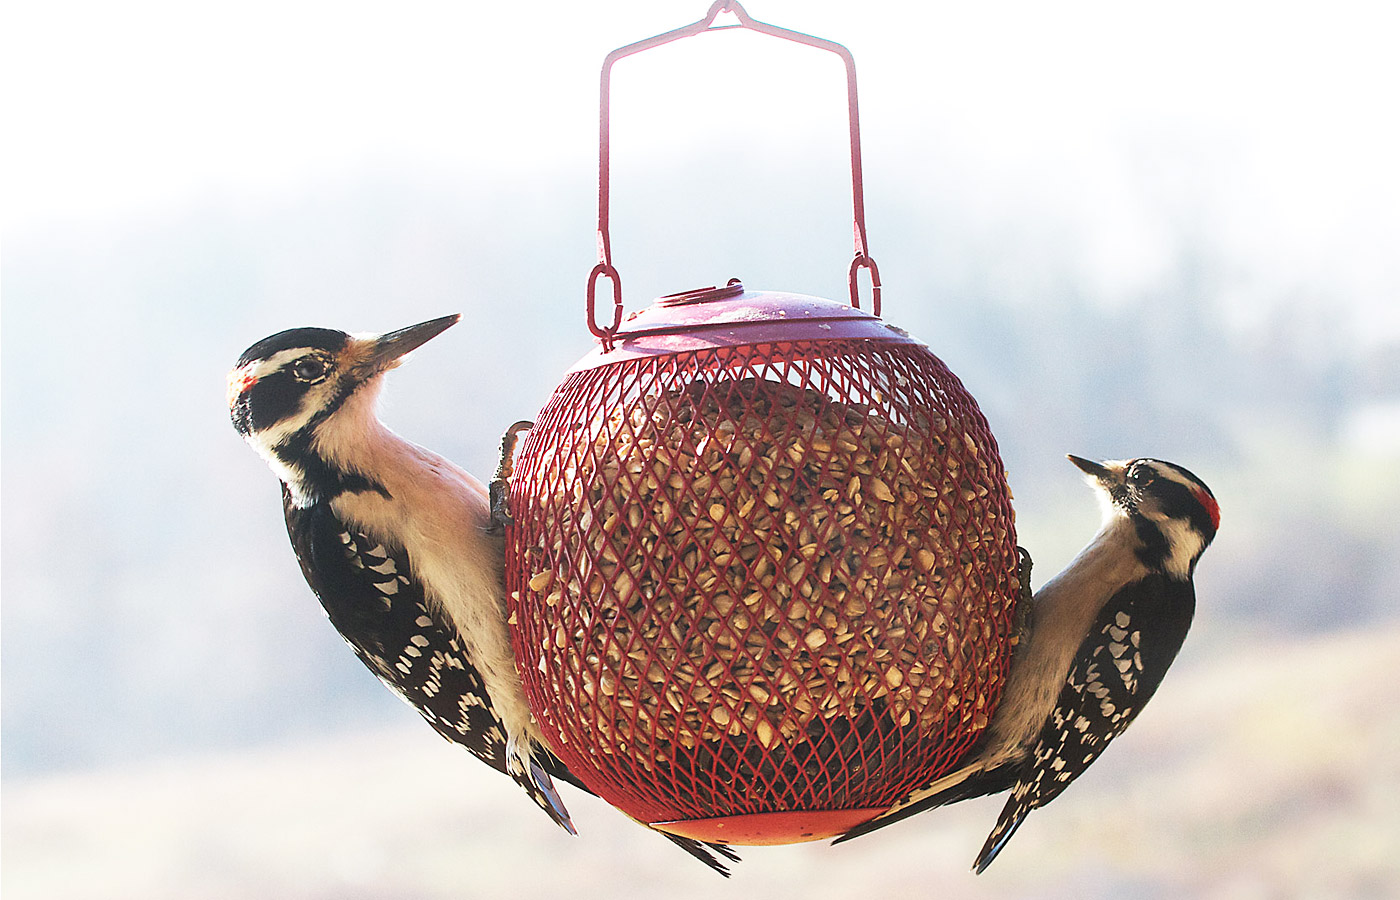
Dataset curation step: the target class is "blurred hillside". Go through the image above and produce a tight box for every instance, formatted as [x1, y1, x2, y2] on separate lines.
[6, 625, 1397, 899]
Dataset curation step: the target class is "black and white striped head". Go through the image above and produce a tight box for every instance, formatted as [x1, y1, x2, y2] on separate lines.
[1069, 455, 1219, 580]
[228, 315, 458, 496]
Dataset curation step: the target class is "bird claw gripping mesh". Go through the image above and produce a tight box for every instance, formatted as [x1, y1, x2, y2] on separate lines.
[486, 421, 534, 536]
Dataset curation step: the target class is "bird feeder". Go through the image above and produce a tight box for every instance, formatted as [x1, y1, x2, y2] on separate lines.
[504, 2, 1021, 845]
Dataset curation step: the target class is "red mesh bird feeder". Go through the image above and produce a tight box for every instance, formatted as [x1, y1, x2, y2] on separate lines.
[505, 2, 1021, 845]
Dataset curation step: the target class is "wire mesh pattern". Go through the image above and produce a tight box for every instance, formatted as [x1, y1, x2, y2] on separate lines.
[506, 339, 1020, 825]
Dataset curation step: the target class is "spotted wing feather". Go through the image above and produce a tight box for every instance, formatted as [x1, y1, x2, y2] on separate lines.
[282, 488, 573, 831]
[282, 491, 741, 869]
[974, 573, 1195, 871]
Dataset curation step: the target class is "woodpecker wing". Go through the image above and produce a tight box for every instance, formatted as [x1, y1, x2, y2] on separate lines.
[282, 491, 743, 871]
[973, 572, 1195, 872]
[282, 488, 574, 832]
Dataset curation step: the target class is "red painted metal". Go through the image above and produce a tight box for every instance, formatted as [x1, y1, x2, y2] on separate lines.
[504, 3, 1021, 845]
[573, 283, 914, 370]
[652, 807, 888, 845]
[506, 333, 1021, 840]
[587, 0, 880, 351]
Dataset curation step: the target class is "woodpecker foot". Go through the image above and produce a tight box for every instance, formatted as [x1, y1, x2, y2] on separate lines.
[486, 479, 512, 535]
[1016, 546, 1033, 606]
[484, 420, 533, 535]
[1011, 546, 1034, 649]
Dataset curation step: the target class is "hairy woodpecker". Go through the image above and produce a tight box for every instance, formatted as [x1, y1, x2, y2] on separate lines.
[836, 455, 1219, 872]
[228, 316, 738, 876]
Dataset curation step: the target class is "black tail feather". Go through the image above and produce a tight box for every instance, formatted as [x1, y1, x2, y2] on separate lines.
[973, 801, 1028, 873]
[659, 832, 740, 877]
[833, 765, 1015, 845]
[537, 749, 738, 876]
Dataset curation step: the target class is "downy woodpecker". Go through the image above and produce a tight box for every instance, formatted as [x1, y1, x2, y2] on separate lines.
[836, 455, 1219, 872]
[228, 316, 737, 876]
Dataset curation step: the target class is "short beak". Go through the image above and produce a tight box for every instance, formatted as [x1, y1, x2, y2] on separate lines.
[363, 314, 460, 370]
[1067, 454, 1115, 484]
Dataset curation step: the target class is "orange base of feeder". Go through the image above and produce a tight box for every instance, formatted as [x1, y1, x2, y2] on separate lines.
[651, 808, 886, 846]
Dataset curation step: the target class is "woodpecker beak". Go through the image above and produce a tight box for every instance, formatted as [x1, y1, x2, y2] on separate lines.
[1067, 454, 1116, 485]
[356, 315, 460, 374]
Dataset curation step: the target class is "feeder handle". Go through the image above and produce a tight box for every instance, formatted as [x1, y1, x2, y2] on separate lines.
[588, 0, 882, 347]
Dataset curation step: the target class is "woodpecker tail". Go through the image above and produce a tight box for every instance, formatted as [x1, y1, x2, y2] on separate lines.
[656, 831, 741, 878]
[534, 745, 739, 875]
[505, 735, 576, 834]
[973, 798, 1030, 873]
[833, 754, 1015, 845]
[526, 755, 577, 835]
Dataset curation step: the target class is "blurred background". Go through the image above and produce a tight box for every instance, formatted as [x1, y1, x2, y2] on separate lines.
[4, 0, 1398, 897]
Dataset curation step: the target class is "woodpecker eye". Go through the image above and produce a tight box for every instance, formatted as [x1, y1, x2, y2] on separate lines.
[292, 356, 329, 382]
[1130, 466, 1156, 487]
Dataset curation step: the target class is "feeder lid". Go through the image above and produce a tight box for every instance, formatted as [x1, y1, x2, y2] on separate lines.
[573, 280, 920, 372]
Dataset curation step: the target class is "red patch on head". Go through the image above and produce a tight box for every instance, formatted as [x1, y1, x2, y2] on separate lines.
[1194, 487, 1220, 530]
[226, 368, 258, 407]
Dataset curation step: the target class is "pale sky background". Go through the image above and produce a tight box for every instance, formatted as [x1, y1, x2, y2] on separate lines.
[5, 0, 1399, 344]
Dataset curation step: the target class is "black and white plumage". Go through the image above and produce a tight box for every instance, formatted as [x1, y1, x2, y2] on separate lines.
[836, 455, 1220, 872]
[228, 316, 737, 875]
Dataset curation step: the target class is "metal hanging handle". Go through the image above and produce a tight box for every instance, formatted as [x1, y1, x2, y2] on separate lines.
[587, 0, 882, 347]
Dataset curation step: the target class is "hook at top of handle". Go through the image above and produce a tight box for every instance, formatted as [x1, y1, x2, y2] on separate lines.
[588, 1, 880, 342]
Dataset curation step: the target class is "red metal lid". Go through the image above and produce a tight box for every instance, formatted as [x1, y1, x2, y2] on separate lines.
[571, 281, 918, 372]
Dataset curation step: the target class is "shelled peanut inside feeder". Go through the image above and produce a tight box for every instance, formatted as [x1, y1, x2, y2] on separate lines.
[504, 285, 1022, 844]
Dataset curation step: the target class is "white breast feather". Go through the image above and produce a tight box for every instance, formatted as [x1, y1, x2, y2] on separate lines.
[312, 387, 541, 752]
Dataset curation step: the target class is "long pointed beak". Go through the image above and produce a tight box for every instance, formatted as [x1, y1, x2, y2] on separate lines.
[1067, 454, 1114, 483]
[363, 314, 460, 369]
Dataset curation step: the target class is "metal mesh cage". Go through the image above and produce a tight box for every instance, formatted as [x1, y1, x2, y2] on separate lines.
[505, 337, 1020, 836]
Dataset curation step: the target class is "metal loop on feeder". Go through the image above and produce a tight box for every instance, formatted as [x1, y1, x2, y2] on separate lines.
[587, 0, 879, 332]
[848, 254, 882, 317]
[587, 263, 624, 349]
